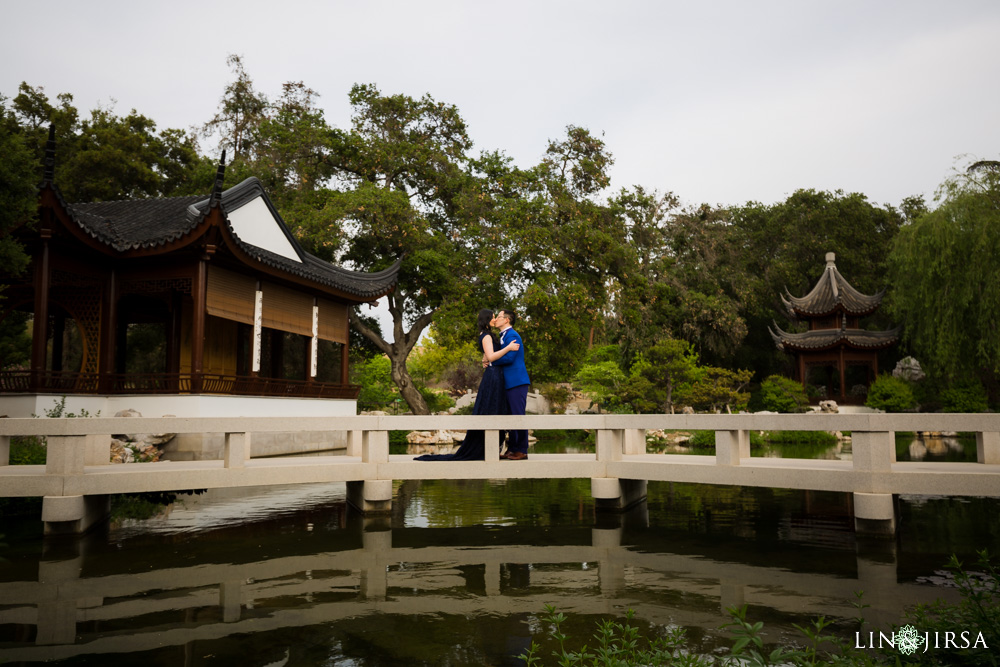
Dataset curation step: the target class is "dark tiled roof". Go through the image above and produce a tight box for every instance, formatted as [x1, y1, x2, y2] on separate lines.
[59, 178, 398, 301]
[66, 195, 206, 251]
[782, 254, 884, 317]
[769, 322, 901, 351]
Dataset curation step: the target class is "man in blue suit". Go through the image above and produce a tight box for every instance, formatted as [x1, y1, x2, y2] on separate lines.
[491, 308, 530, 460]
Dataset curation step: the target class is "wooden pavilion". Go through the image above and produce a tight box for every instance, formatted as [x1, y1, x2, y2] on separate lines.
[769, 253, 899, 403]
[0, 128, 399, 418]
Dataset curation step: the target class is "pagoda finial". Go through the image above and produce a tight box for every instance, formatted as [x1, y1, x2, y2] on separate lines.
[825, 252, 836, 267]
[42, 123, 56, 183]
[209, 150, 227, 207]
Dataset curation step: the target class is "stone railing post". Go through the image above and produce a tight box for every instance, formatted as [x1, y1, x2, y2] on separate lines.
[84, 433, 112, 466]
[851, 431, 896, 536]
[348, 430, 392, 514]
[623, 429, 646, 455]
[347, 430, 363, 457]
[595, 429, 623, 462]
[715, 430, 749, 466]
[485, 429, 501, 462]
[977, 431, 1000, 464]
[45, 435, 86, 475]
[224, 432, 250, 468]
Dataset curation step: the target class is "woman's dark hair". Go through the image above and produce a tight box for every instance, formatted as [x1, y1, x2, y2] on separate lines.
[477, 309, 494, 334]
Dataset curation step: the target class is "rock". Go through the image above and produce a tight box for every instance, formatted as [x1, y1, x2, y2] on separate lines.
[819, 400, 839, 413]
[681, 406, 695, 415]
[564, 405, 580, 415]
[893, 356, 925, 382]
[111, 408, 175, 445]
[360, 410, 389, 416]
[407, 431, 435, 444]
[455, 392, 476, 409]
[114, 408, 143, 419]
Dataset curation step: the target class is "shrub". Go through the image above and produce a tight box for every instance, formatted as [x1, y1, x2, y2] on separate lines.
[687, 430, 764, 449]
[419, 386, 455, 413]
[764, 430, 838, 446]
[759, 375, 810, 413]
[865, 373, 917, 412]
[9, 436, 46, 465]
[536, 382, 572, 414]
[940, 384, 989, 413]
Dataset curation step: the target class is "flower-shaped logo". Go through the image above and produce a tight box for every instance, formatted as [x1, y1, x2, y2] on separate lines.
[896, 625, 922, 655]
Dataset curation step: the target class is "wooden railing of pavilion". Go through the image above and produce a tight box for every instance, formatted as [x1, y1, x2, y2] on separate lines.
[0, 371, 360, 399]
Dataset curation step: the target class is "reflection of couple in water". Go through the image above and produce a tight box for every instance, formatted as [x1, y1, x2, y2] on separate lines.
[415, 308, 531, 461]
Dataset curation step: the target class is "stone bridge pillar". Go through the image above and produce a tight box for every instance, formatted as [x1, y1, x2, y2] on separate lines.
[852, 431, 897, 536]
[592, 429, 648, 511]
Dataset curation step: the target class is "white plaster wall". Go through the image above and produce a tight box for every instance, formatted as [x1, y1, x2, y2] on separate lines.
[0, 395, 357, 419]
[226, 197, 301, 262]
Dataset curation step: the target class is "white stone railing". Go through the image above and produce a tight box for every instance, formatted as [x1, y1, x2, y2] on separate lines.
[2, 413, 999, 535]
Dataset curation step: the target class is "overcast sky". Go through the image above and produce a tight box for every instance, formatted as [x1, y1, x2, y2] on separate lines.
[4, 0, 1000, 212]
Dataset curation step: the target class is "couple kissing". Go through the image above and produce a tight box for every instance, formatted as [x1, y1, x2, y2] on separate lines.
[415, 308, 530, 461]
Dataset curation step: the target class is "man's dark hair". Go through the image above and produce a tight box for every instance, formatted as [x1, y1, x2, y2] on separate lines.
[500, 308, 517, 326]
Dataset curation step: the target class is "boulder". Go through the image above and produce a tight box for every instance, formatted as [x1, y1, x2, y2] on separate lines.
[819, 400, 839, 413]
[893, 356, 926, 382]
[113, 408, 176, 445]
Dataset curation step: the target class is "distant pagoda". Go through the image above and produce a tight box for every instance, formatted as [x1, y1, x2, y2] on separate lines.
[769, 252, 899, 403]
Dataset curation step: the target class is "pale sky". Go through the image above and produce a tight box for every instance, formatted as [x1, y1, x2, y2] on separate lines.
[4, 0, 999, 211]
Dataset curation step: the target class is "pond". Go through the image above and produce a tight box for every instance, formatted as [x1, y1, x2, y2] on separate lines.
[1, 437, 997, 665]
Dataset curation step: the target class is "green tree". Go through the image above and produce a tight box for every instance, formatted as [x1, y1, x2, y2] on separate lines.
[759, 374, 810, 413]
[679, 366, 753, 413]
[729, 189, 903, 379]
[887, 158, 1000, 402]
[865, 373, 917, 412]
[320, 83, 479, 414]
[640, 338, 700, 413]
[0, 94, 35, 288]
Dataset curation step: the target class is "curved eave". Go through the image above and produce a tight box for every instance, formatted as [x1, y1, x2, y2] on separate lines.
[770, 322, 900, 352]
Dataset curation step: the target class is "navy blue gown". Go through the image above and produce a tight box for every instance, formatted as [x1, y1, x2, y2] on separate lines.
[415, 331, 508, 461]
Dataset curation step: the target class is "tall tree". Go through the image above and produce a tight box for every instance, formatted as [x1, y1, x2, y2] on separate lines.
[887, 159, 1000, 401]
[311, 83, 478, 414]
[0, 94, 35, 288]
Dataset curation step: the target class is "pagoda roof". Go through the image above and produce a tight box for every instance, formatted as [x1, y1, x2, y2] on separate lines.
[52, 176, 399, 303]
[768, 321, 900, 352]
[782, 252, 884, 317]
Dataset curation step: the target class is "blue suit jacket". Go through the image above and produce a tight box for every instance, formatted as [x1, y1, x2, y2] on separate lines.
[492, 327, 530, 389]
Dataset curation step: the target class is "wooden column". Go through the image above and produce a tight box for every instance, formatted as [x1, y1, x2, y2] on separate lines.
[30, 239, 51, 391]
[191, 260, 207, 393]
[98, 270, 117, 392]
[838, 347, 846, 401]
[341, 340, 349, 386]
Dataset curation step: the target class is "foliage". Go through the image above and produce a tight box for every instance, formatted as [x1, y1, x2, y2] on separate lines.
[407, 329, 483, 393]
[536, 383, 573, 414]
[9, 436, 46, 464]
[679, 366, 753, 413]
[419, 386, 455, 413]
[0, 93, 35, 287]
[887, 158, 1000, 403]
[520, 604, 707, 667]
[110, 490, 206, 522]
[764, 430, 838, 446]
[900, 550, 999, 666]
[729, 189, 903, 381]
[574, 360, 626, 413]
[687, 430, 765, 450]
[759, 375, 810, 413]
[865, 374, 917, 412]
[638, 338, 701, 413]
[939, 383, 990, 414]
[0, 310, 31, 370]
[352, 355, 398, 411]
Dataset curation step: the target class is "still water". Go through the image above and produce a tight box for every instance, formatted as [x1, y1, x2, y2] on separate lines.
[1, 435, 997, 666]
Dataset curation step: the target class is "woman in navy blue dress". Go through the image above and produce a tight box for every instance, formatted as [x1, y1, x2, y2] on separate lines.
[415, 309, 519, 461]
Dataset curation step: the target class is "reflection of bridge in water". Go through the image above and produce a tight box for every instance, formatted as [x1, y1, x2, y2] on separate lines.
[0, 502, 961, 663]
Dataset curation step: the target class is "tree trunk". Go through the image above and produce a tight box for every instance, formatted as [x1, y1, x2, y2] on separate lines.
[389, 349, 429, 415]
[349, 303, 436, 416]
